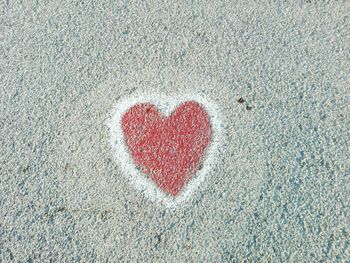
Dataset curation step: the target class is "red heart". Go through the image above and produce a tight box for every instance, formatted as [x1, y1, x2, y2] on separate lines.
[121, 101, 212, 196]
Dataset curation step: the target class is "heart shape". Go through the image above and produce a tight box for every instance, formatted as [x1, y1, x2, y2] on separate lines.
[121, 101, 212, 196]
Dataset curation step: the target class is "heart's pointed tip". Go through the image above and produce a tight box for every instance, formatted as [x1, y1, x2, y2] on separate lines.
[159, 185, 181, 197]
[156, 181, 183, 197]
[169, 189, 181, 197]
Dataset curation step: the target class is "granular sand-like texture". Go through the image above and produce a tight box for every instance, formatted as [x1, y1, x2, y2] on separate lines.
[1, 1, 349, 261]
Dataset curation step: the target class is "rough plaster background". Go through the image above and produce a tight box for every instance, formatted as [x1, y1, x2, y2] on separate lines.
[1, 0, 349, 261]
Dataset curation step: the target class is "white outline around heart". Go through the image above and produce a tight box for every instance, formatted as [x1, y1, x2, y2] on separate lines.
[108, 92, 224, 208]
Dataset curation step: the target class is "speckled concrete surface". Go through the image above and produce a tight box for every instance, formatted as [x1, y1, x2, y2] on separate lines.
[1, 0, 349, 261]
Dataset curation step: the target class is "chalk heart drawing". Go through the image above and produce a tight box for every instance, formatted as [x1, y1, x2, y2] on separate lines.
[122, 101, 211, 196]
[109, 93, 223, 207]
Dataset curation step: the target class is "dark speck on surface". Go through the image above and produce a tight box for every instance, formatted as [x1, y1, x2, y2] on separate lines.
[238, 98, 245, 103]
[57, 207, 66, 212]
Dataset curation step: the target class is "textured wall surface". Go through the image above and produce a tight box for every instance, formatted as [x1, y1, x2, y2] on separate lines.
[1, 0, 349, 261]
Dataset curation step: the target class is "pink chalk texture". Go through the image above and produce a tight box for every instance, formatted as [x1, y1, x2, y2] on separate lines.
[122, 101, 212, 196]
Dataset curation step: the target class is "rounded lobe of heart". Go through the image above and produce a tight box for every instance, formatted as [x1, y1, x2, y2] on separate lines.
[121, 101, 212, 196]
